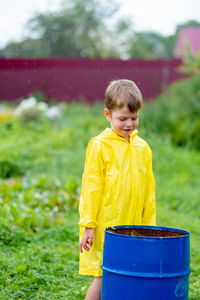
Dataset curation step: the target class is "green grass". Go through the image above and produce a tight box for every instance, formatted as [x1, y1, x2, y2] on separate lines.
[0, 100, 199, 299]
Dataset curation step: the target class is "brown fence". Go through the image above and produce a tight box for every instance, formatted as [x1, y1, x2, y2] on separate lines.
[0, 58, 186, 103]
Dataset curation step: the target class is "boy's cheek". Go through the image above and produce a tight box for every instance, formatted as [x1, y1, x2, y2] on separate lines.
[115, 121, 122, 127]
[134, 120, 139, 127]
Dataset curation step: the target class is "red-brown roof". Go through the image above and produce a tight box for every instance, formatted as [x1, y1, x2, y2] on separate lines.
[174, 27, 200, 57]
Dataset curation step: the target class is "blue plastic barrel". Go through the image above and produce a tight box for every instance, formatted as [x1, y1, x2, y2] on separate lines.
[101, 225, 190, 300]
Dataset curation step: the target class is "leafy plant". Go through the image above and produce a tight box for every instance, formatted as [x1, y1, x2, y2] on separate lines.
[179, 45, 200, 75]
[0, 176, 80, 232]
[15, 96, 61, 123]
[0, 160, 24, 178]
[140, 74, 200, 150]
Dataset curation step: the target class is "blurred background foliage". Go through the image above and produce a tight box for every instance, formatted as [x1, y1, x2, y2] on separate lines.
[140, 74, 200, 149]
[1, 0, 200, 59]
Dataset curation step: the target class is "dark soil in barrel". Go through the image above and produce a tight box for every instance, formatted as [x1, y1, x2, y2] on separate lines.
[108, 228, 187, 237]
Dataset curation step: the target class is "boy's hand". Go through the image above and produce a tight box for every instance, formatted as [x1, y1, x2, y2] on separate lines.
[79, 228, 94, 253]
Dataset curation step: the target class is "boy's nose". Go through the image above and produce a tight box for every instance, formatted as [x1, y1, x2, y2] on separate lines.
[126, 119, 133, 127]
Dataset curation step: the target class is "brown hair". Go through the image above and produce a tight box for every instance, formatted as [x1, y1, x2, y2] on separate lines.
[105, 79, 143, 112]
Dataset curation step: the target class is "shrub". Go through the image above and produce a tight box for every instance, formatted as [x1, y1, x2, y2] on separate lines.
[0, 160, 24, 178]
[15, 96, 61, 123]
[141, 74, 200, 150]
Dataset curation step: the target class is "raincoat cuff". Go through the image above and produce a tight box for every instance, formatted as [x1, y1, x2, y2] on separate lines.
[79, 220, 97, 228]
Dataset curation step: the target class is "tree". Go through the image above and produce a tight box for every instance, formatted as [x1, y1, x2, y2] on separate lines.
[127, 20, 200, 59]
[127, 31, 169, 59]
[2, 0, 123, 58]
[108, 18, 134, 59]
[2, 3, 200, 60]
[2, 39, 47, 57]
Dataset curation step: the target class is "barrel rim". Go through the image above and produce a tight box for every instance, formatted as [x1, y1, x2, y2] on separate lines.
[105, 225, 190, 239]
[101, 265, 191, 278]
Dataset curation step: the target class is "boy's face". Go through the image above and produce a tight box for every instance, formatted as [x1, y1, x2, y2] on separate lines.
[104, 105, 139, 141]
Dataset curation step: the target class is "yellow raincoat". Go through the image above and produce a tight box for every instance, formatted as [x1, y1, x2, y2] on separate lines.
[79, 128, 156, 276]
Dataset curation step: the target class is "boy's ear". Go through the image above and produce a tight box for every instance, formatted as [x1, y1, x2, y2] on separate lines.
[104, 108, 111, 121]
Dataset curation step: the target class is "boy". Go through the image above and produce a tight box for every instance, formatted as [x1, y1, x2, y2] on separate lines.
[79, 79, 156, 300]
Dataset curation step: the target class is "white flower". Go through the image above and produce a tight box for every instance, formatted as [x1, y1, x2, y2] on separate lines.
[38, 102, 48, 111]
[15, 97, 50, 118]
[46, 106, 61, 119]
[15, 106, 23, 116]
[20, 97, 37, 109]
[15, 97, 37, 115]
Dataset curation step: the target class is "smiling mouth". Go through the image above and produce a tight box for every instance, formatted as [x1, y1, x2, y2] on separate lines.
[123, 129, 132, 132]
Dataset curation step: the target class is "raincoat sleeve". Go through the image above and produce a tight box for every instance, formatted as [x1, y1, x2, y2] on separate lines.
[79, 138, 104, 229]
[142, 146, 156, 225]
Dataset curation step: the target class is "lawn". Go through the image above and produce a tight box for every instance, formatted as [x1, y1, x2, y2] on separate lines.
[0, 99, 199, 299]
